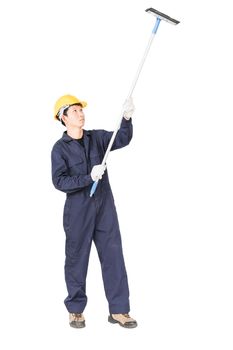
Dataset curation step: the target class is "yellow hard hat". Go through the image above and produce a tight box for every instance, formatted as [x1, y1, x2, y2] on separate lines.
[54, 94, 87, 120]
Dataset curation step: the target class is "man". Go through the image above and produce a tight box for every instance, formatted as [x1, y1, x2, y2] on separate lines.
[51, 94, 137, 328]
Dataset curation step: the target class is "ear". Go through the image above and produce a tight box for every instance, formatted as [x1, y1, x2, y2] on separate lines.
[61, 114, 68, 125]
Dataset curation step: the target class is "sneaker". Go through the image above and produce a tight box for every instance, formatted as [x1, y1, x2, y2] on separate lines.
[108, 313, 137, 328]
[69, 313, 85, 328]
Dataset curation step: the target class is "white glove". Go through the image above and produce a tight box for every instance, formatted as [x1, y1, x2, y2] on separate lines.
[91, 164, 106, 181]
[123, 97, 135, 120]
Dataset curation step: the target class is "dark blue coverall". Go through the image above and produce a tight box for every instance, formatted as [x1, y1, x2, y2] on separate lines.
[51, 118, 133, 314]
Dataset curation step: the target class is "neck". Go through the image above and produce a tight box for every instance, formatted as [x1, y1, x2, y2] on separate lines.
[67, 127, 83, 139]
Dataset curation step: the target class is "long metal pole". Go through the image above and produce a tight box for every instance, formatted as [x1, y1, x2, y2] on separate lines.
[90, 18, 161, 197]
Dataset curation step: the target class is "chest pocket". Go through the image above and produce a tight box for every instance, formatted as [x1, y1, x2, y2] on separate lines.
[67, 157, 86, 176]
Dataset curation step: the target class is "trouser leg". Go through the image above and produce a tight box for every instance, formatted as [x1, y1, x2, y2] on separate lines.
[64, 238, 92, 313]
[63, 199, 95, 313]
[93, 193, 130, 314]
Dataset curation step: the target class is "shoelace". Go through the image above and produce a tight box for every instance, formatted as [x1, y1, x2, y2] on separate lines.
[71, 313, 82, 321]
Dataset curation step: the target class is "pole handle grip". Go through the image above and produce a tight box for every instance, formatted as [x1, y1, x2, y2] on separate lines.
[90, 180, 99, 197]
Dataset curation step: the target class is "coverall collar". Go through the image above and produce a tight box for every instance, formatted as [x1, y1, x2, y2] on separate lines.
[62, 130, 91, 160]
[62, 130, 91, 143]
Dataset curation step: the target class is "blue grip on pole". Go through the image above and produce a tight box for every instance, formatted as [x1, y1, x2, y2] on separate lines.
[152, 17, 161, 34]
[90, 180, 99, 197]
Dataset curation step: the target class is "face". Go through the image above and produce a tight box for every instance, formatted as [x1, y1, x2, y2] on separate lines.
[62, 104, 85, 128]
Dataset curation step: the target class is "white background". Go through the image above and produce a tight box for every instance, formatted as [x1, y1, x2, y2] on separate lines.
[0, 0, 232, 349]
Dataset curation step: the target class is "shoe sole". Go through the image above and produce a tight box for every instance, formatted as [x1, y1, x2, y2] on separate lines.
[108, 315, 137, 328]
[70, 321, 86, 329]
